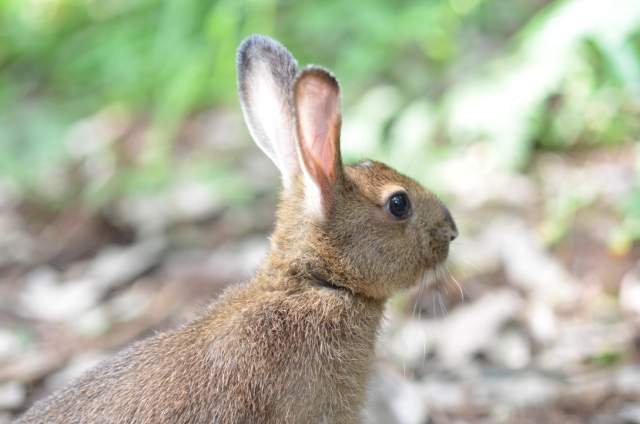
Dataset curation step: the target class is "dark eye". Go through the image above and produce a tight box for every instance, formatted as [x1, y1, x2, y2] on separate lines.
[387, 192, 411, 220]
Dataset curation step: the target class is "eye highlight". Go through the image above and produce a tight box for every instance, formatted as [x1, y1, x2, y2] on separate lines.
[386, 192, 411, 220]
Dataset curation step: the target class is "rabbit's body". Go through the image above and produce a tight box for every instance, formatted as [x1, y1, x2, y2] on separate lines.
[18, 277, 383, 424]
[16, 36, 457, 424]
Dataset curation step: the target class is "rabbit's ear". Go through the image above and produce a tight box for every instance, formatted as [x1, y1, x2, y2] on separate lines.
[237, 35, 300, 188]
[293, 67, 343, 218]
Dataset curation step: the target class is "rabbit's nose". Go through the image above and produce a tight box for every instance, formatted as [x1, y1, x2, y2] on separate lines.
[441, 204, 458, 241]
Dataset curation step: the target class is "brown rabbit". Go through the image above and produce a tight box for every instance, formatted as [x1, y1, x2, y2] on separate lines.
[15, 35, 457, 424]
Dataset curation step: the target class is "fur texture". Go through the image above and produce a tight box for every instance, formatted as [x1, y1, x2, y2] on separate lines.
[16, 35, 457, 424]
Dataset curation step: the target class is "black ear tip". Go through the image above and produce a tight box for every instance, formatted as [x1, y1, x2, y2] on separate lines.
[238, 35, 269, 54]
[237, 35, 277, 89]
[237, 35, 288, 62]
[237, 35, 268, 66]
[236, 35, 298, 85]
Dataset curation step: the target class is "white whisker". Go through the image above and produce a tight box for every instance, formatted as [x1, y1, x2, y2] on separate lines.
[437, 291, 449, 321]
[447, 270, 469, 303]
[449, 253, 484, 277]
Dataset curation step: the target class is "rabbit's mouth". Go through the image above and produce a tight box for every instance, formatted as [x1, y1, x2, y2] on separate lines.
[434, 244, 452, 266]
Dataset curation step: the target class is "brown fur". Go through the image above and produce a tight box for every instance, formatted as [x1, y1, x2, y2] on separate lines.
[16, 36, 457, 424]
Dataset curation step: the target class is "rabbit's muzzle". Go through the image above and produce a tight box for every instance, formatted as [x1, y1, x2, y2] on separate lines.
[443, 205, 458, 241]
[426, 204, 457, 268]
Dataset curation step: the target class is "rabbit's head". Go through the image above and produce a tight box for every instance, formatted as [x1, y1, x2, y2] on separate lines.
[238, 35, 457, 300]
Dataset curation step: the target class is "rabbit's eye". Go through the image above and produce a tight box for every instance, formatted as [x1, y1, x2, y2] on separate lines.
[387, 192, 411, 220]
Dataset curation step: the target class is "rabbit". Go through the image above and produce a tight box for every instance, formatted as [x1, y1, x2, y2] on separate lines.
[15, 35, 458, 424]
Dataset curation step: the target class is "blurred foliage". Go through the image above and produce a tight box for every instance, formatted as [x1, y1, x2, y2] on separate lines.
[0, 0, 640, 244]
[0, 0, 549, 194]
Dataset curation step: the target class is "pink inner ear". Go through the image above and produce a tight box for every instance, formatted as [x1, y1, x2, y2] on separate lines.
[297, 76, 340, 181]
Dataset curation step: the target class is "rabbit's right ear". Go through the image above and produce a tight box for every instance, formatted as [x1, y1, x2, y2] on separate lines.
[237, 35, 300, 188]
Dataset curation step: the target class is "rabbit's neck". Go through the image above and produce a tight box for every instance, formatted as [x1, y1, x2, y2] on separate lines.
[189, 271, 387, 423]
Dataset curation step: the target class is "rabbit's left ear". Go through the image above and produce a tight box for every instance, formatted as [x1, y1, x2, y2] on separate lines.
[237, 35, 300, 189]
[293, 66, 343, 219]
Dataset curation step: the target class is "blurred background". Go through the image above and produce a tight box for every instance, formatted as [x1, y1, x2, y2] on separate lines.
[1, 0, 640, 422]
